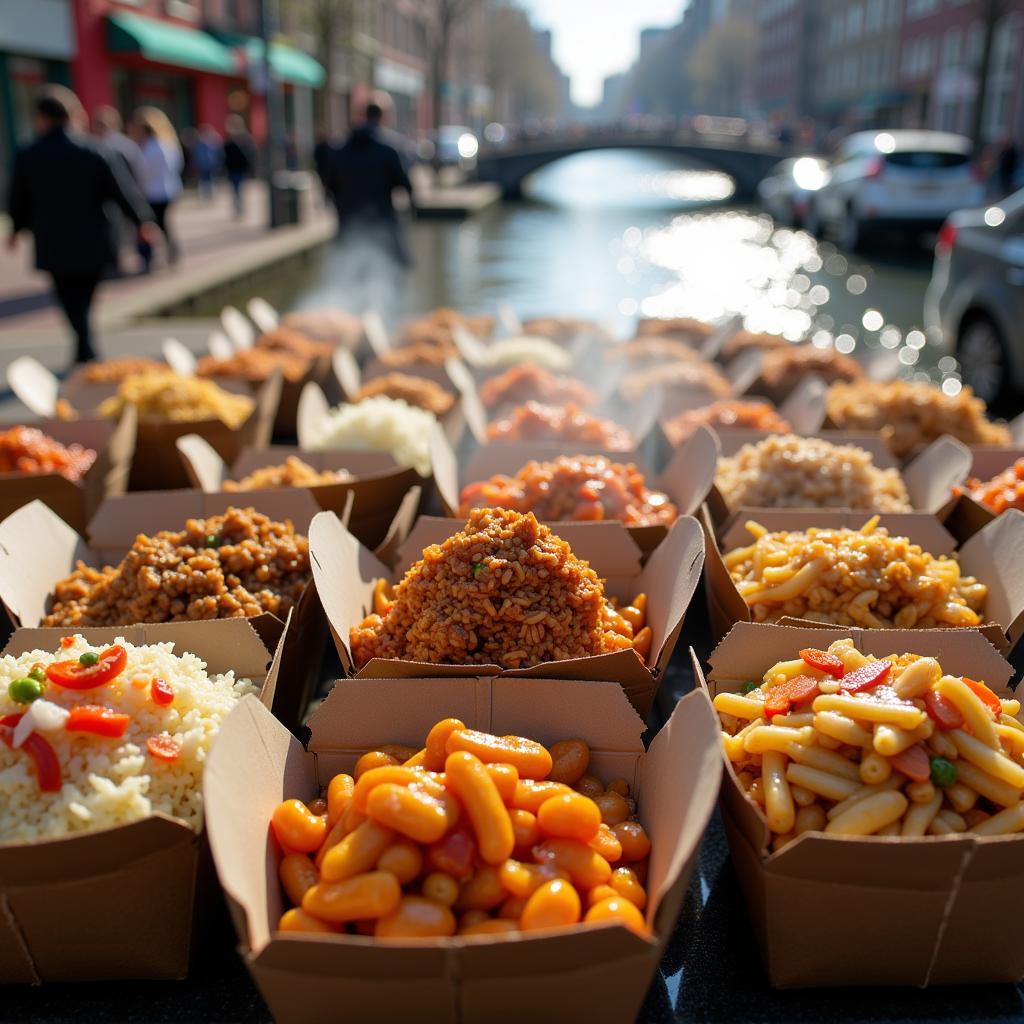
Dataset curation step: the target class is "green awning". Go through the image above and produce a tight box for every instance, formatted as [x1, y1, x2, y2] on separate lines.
[107, 12, 236, 75]
[245, 39, 325, 88]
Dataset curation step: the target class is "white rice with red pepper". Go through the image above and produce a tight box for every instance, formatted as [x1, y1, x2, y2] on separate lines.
[0, 635, 255, 842]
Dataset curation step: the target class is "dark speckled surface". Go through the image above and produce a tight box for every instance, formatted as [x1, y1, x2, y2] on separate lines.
[4, 586, 1024, 1023]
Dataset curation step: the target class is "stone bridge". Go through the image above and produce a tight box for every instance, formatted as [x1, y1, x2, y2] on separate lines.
[473, 131, 788, 201]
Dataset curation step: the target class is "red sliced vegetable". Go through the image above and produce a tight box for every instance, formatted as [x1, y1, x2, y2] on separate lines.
[839, 661, 892, 694]
[150, 678, 174, 706]
[65, 705, 131, 738]
[426, 826, 476, 880]
[763, 674, 820, 719]
[962, 677, 1001, 717]
[924, 689, 965, 732]
[59, 636, 74, 649]
[0, 718, 61, 792]
[890, 743, 931, 783]
[0, 713, 23, 728]
[799, 648, 845, 679]
[46, 645, 127, 691]
[147, 734, 181, 762]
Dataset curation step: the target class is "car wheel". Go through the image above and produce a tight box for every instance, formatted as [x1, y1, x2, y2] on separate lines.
[840, 205, 862, 252]
[956, 315, 1012, 408]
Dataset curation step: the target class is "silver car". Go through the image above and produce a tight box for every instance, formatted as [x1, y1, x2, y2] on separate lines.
[757, 156, 830, 227]
[925, 188, 1024, 407]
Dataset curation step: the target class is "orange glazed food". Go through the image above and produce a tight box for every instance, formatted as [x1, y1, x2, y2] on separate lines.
[271, 722, 652, 939]
[486, 402, 634, 451]
[959, 458, 1024, 514]
[459, 455, 676, 527]
[663, 399, 792, 445]
[353, 373, 454, 416]
[0, 426, 96, 481]
[351, 507, 652, 670]
[480, 364, 595, 410]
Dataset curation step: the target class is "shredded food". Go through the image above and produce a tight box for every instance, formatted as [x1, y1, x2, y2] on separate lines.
[43, 507, 309, 626]
[83, 357, 166, 382]
[726, 516, 986, 628]
[459, 454, 677, 526]
[487, 401, 634, 450]
[351, 507, 642, 669]
[98, 372, 253, 427]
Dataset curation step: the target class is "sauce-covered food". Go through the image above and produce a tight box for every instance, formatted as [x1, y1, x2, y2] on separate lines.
[486, 402, 634, 450]
[0, 426, 96, 481]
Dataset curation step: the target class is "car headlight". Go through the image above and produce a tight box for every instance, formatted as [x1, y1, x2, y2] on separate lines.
[457, 133, 479, 159]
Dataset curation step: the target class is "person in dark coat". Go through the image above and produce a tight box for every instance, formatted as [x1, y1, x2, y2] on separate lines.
[223, 115, 255, 219]
[325, 101, 414, 265]
[6, 87, 155, 364]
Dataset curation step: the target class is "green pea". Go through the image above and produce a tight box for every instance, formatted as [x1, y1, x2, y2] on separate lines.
[741, 681, 759, 694]
[205, 535, 221, 548]
[471, 562, 485, 578]
[930, 757, 957, 789]
[8, 677, 43, 704]
[28, 667, 46, 684]
[78, 651, 99, 667]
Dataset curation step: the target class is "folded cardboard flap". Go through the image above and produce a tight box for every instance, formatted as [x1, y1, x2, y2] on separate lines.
[902, 435, 973, 513]
[332, 346, 361, 400]
[724, 347, 764, 395]
[957, 508, 1024, 644]
[777, 374, 827, 435]
[297, 381, 330, 449]
[176, 433, 229, 491]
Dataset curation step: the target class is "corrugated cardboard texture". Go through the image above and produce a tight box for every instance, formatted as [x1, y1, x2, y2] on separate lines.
[0, 618, 283, 983]
[176, 434, 420, 551]
[701, 504, 1024, 652]
[0, 498, 320, 732]
[0, 409, 136, 535]
[309, 510, 704, 717]
[430, 422, 716, 557]
[698, 623, 1024, 988]
[203, 679, 721, 1024]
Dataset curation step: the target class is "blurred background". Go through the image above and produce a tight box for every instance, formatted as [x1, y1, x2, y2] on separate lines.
[1, 0, 1023, 406]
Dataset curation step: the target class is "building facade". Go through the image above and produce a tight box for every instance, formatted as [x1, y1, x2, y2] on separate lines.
[753, 0, 815, 120]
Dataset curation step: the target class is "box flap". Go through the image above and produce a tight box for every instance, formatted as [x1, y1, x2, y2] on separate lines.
[958, 509, 1024, 642]
[6, 356, 58, 418]
[656, 425, 717, 517]
[698, 313, 742, 360]
[445, 357, 488, 445]
[0, 500, 91, 626]
[331, 347, 361, 401]
[723, 347, 764, 396]
[373, 486, 422, 566]
[162, 337, 198, 376]
[777, 374, 827, 435]
[204, 696, 315, 954]
[429, 420, 460, 517]
[244, 370, 283, 449]
[362, 310, 391, 357]
[902, 436, 973, 514]
[176, 433, 229, 491]
[296, 381, 330, 449]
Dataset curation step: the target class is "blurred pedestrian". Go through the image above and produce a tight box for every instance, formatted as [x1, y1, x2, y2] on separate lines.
[313, 130, 334, 205]
[192, 124, 222, 200]
[223, 115, 255, 218]
[325, 100, 415, 266]
[132, 107, 183, 270]
[5, 86, 155, 364]
[93, 105, 145, 276]
[998, 135, 1019, 197]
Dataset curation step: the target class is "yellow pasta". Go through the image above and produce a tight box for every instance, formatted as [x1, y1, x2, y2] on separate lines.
[785, 764, 861, 802]
[762, 751, 795, 835]
[814, 711, 872, 748]
[972, 802, 1024, 836]
[935, 677, 999, 749]
[950, 730, 1024, 788]
[813, 694, 925, 729]
[826, 791, 908, 836]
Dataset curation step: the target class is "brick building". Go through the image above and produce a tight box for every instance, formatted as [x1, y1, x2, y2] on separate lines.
[753, 0, 816, 120]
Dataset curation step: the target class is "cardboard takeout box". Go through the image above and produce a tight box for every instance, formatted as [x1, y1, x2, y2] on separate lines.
[0, 409, 136, 535]
[701, 506, 1024, 653]
[696, 621, 1024, 988]
[0, 493, 326, 731]
[941, 447, 1024, 545]
[0, 617, 283, 983]
[203, 675, 722, 1024]
[430, 422, 717, 557]
[309, 509, 704, 718]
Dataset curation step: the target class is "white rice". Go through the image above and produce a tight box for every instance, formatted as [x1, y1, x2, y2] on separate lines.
[0, 636, 255, 842]
[481, 336, 572, 370]
[308, 395, 435, 476]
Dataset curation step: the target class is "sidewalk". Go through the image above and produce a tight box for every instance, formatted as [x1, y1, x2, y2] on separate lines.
[0, 179, 335, 366]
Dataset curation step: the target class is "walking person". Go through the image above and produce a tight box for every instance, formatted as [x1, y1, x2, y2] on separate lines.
[192, 124, 222, 201]
[92, 105, 145, 277]
[223, 115, 255, 219]
[5, 87, 155, 365]
[132, 107, 183, 271]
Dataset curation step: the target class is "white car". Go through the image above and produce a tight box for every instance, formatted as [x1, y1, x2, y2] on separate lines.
[757, 156, 830, 227]
[806, 130, 984, 250]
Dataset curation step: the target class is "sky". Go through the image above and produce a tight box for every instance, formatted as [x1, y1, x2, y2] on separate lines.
[518, 0, 688, 108]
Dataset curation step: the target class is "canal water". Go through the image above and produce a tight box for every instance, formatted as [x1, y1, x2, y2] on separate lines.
[278, 149, 947, 383]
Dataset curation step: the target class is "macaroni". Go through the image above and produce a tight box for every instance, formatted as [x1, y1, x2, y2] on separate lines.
[713, 638, 1024, 844]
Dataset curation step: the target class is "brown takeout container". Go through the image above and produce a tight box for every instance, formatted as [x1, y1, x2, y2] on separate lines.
[0, 617, 283, 983]
[309, 510, 705, 718]
[0, 493, 326, 731]
[940, 448, 1024, 544]
[430, 422, 717, 557]
[0, 409, 136, 535]
[203, 675, 722, 1024]
[696, 621, 1024, 988]
[701, 506, 1024, 654]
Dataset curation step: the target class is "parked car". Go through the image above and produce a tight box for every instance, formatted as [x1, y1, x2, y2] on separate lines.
[435, 126, 479, 170]
[924, 187, 1024, 407]
[757, 156, 830, 227]
[806, 130, 985, 250]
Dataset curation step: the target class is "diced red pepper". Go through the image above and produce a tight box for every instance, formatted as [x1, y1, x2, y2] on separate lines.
[150, 678, 175, 707]
[59, 636, 74, 649]
[962, 677, 1001, 717]
[46, 645, 127, 690]
[924, 689, 965, 732]
[763, 674, 820, 719]
[0, 713, 23, 728]
[839, 661, 892, 694]
[0, 718, 61, 792]
[147, 734, 181, 762]
[890, 743, 931, 783]
[65, 705, 131, 738]
[799, 648, 845, 679]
